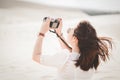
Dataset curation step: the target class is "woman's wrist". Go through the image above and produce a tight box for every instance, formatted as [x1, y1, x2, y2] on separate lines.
[56, 31, 62, 36]
[38, 32, 45, 38]
[59, 33, 63, 37]
[56, 33, 63, 38]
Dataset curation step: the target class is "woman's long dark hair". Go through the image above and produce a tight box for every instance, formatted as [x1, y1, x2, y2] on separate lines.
[73, 21, 112, 71]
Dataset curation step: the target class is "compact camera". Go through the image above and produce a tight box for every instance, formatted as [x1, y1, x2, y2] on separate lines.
[43, 17, 60, 28]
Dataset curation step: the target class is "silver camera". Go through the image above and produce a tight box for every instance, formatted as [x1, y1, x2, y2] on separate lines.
[43, 17, 60, 28]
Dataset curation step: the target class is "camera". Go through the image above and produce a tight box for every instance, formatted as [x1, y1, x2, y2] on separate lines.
[43, 17, 60, 28]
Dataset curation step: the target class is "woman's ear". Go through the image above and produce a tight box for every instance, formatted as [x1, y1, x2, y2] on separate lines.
[72, 36, 78, 43]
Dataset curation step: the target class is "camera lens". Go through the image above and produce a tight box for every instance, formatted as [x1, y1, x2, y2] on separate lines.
[54, 19, 58, 22]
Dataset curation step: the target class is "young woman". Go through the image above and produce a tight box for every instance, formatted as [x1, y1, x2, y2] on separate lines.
[32, 17, 112, 80]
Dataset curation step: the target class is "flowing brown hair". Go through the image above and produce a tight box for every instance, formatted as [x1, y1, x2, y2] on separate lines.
[73, 21, 112, 71]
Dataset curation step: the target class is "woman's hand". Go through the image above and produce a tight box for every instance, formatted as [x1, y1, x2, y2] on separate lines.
[55, 18, 63, 35]
[40, 17, 51, 34]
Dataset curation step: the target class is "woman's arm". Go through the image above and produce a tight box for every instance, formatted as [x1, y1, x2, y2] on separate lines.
[56, 19, 72, 52]
[32, 36, 44, 63]
[57, 34, 72, 52]
[32, 18, 50, 63]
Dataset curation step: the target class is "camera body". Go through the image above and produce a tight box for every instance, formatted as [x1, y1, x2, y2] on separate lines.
[43, 17, 60, 28]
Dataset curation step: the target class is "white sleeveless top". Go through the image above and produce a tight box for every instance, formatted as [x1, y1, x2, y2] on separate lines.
[40, 49, 94, 80]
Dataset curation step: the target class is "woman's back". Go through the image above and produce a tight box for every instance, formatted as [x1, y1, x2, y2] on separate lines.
[40, 49, 94, 80]
[58, 62, 94, 80]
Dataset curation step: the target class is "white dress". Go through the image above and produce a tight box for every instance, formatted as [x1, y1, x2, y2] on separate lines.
[40, 49, 94, 80]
